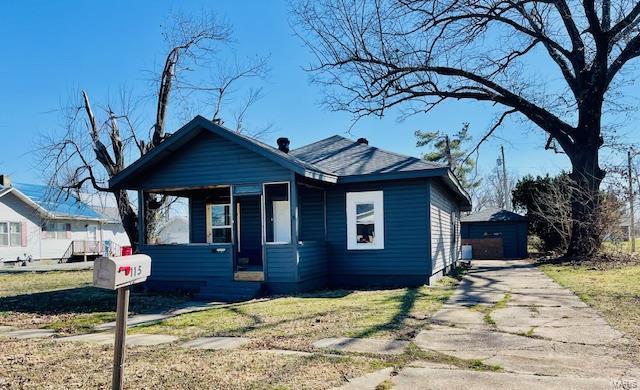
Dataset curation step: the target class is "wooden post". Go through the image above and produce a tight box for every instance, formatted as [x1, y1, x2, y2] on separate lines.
[628, 149, 635, 252]
[112, 286, 130, 390]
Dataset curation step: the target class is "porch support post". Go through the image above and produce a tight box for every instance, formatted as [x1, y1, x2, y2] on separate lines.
[290, 174, 299, 245]
[290, 175, 300, 282]
[137, 190, 145, 247]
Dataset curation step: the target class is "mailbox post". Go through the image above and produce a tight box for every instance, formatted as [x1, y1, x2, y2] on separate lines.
[93, 254, 151, 390]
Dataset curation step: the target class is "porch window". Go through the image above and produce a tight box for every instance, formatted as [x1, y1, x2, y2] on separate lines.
[206, 203, 232, 243]
[346, 191, 384, 250]
[265, 182, 291, 243]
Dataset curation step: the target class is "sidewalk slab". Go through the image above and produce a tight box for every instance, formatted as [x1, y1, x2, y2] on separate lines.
[56, 332, 177, 346]
[313, 337, 408, 355]
[333, 367, 394, 390]
[391, 367, 618, 390]
[180, 336, 249, 350]
[94, 314, 169, 331]
[3, 329, 55, 339]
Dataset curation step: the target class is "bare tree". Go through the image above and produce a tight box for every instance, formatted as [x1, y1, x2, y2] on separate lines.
[474, 168, 518, 212]
[38, 13, 268, 249]
[292, 0, 640, 257]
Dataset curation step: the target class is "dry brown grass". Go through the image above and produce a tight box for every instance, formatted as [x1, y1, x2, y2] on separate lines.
[0, 339, 384, 390]
[0, 271, 190, 333]
[135, 283, 457, 351]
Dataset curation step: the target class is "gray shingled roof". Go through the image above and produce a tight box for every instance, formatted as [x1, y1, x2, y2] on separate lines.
[232, 128, 334, 176]
[109, 116, 470, 208]
[461, 208, 527, 223]
[290, 135, 444, 177]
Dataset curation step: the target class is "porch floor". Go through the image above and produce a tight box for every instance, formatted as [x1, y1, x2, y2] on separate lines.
[234, 271, 265, 282]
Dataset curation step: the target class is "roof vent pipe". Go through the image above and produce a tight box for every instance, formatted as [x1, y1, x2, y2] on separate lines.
[356, 138, 369, 145]
[277, 137, 290, 153]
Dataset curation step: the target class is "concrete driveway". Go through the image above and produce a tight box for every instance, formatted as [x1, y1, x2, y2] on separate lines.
[394, 259, 640, 389]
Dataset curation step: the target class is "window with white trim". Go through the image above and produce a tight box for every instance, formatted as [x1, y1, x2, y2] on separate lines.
[42, 222, 71, 239]
[346, 191, 384, 250]
[0, 222, 23, 246]
[0, 222, 8, 246]
[207, 203, 232, 243]
[9, 222, 21, 246]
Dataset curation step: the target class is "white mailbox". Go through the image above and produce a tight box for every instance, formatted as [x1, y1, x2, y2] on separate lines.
[93, 254, 151, 290]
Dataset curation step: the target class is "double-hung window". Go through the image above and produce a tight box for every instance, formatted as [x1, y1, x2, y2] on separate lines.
[346, 191, 384, 250]
[9, 223, 21, 246]
[0, 222, 23, 246]
[0, 222, 8, 246]
[207, 203, 232, 243]
[42, 222, 71, 239]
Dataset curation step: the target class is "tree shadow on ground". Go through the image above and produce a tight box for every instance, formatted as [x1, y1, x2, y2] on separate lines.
[350, 287, 423, 339]
[0, 287, 190, 316]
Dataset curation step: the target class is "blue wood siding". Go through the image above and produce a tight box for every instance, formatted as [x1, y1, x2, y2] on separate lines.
[430, 179, 461, 273]
[461, 221, 528, 259]
[298, 241, 327, 282]
[325, 180, 430, 284]
[265, 244, 297, 282]
[140, 244, 233, 281]
[189, 197, 207, 243]
[299, 187, 325, 241]
[134, 131, 291, 190]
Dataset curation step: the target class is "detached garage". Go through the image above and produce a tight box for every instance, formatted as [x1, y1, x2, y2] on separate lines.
[461, 208, 528, 259]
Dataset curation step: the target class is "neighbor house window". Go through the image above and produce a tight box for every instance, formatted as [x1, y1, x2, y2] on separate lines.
[206, 203, 232, 243]
[42, 222, 71, 239]
[346, 191, 384, 250]
[0, 222, 8, 246]
[9, 222, 21, 246]
[264, 182, 291, 243]
[0, 222, 22, 246]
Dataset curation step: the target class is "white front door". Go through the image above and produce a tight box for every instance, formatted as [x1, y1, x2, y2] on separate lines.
[272, 200, 291, 243]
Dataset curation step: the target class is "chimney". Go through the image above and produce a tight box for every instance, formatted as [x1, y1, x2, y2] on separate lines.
[0, 175, 10, 187]
[277, 137, 290, 153]
[356, 137, 369, 145]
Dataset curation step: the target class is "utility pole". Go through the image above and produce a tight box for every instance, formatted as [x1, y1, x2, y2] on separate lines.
[500, 145, 509, 211]
[628, 149, 635, 252]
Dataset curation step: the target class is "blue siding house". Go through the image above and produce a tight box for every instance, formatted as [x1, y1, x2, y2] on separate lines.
[109, 116, 471, 300]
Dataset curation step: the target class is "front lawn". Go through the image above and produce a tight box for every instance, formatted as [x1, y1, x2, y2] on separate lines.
[0, 270, 190, 333]
[0, 271, 461, 389]
[0, 339, 384, 389]
[135, 278, 458, 351]
[539, 263, 640, 346]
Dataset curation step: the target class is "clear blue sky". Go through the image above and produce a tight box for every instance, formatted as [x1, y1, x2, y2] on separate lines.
[1, 1, 634, 186]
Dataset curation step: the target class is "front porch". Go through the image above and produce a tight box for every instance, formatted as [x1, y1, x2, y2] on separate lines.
[137, 178, 328, 300]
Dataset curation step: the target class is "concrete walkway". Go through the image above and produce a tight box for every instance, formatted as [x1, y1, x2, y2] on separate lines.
[389, 259, 640, 389]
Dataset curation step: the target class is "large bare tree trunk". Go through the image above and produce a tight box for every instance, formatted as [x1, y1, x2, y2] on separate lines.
[567, 150, 606, 257]
[114, 189, 139, 250]
[566, 107, 606, 257]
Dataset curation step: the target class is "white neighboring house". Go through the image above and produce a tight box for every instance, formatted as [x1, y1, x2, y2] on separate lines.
[0, 176, 130, 262]
[155, 216, 189, 244]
